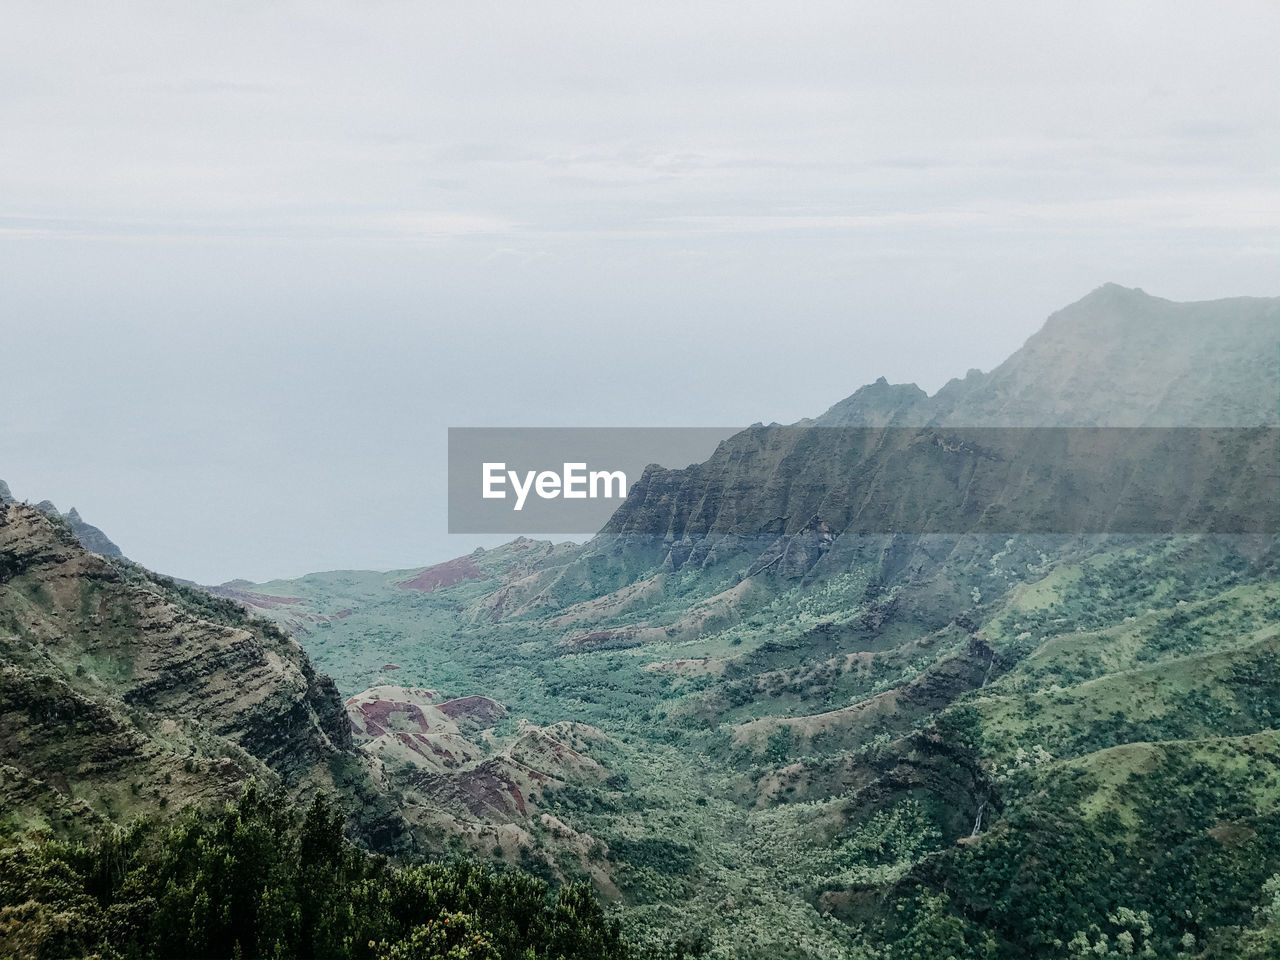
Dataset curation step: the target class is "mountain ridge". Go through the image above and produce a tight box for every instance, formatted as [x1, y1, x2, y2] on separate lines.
[817, 284, 1279, 428]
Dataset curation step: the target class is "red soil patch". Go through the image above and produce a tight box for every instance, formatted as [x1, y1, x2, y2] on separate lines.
[508, 783, 527, 815]
[223, 591, 306, 610]
[391, 732, 460, 765]
[397, 556, 484, 592]
[352, 699, 431, 737]
[454, 765, 534, 818]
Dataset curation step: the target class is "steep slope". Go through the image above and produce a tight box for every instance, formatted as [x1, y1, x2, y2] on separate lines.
[343, 683, 622, 890]
[599, 287, 1277, 576]
[30, 497, 124, 558]
[0, 501, 404, 848]
[821, 284, 1280, 427]
[2, 479, 126, 559]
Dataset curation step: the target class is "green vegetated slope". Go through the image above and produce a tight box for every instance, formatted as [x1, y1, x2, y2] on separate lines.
[0, 784, 629, 960]
[0, 499, 636, 959]
[244, 535, 1280, 958]
[210, 287, 1280, 956]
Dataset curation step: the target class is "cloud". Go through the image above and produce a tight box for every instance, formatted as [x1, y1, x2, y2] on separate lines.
[0, 211, 520, 242]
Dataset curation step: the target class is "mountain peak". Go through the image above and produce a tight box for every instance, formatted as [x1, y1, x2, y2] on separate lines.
[928, 286, 1278, 426]
[806, 286, 1276, 431]
[816, 377, 929, 426]
[17, 493, 125, 558]
[1092, 281, 1150, 297]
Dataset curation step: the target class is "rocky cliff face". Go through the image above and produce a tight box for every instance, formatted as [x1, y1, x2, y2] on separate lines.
[0, 500, 403, 848]
[61, 507, 124, 559]
[598, 287, 1279, 575]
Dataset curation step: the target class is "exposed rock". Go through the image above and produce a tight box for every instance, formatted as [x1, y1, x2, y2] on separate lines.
[595, 288, 1278, 581]
[25, 496, 124, 558]
[0, 500, 403, 848]
[62, 507, 124, 558]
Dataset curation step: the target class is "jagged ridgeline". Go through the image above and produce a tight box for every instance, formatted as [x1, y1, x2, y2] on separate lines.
[0, 483, 123, 560]
[2, 285, 1278, 960]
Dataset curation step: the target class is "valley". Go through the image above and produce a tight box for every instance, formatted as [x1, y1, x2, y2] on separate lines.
[224, 288, 1280, 956]
[3, 285, 1277, 958]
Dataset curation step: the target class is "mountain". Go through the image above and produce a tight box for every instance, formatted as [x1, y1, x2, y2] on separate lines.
[59, 507, 124, 559]
[0, 499, 404, 849]
[231, 286, 1279, 958]
[0, 502, 637, 958]
[821, 284, 1279, 427]
[23, 492, 125, 559]
[593, 286, 1276, 597]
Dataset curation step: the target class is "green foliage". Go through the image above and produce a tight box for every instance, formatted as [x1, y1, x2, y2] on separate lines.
[0, 785, 629, 960]
[900, 746, 1280, 958]
[837, 798, 941, 871]
[888, 891, 997, 960]
[763, 725, 794, 764]
[239, 531, 1278, 959]
[607, 837, 697, 876]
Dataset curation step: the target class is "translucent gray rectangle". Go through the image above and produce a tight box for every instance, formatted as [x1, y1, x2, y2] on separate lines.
[448, 427, 1279, 536]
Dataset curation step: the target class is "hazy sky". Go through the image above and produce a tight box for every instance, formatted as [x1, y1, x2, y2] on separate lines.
[2, 1, 1278, 583]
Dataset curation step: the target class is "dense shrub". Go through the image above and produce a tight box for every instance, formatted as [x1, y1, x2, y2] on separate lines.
[0, 784, 630, 960]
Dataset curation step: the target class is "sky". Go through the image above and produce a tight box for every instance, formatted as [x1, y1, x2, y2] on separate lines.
[2, 1, 1278, 583]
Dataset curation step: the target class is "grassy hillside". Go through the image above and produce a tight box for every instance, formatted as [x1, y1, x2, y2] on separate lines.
[236, 527, 1276, 957]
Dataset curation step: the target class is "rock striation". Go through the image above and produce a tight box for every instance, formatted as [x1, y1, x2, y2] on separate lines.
[0, 500, 404, 848]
